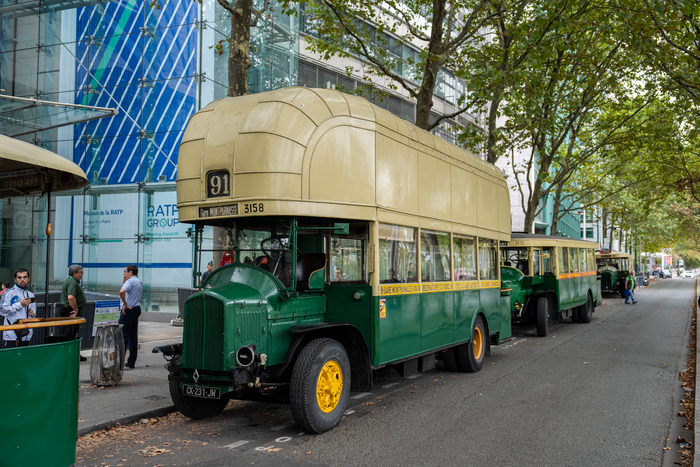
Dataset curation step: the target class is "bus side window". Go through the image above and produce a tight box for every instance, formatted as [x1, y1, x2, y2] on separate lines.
[454, 235, 477, 281]
[478, 238, 499, 280]
[558, 247, 568, 275]
[579, 248, 587, 272]
[379, 224, 417, 284]
[420, 229, 451, 282]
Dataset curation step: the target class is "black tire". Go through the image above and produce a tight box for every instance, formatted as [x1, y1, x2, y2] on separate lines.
[442, 347, 461, 371]
[536, 297, 548, 337]
[169, 381, 229, 419]
[579, 293, 593, 323]
[290, 338, 351, 434]
[455, 316, 487, 372]
[571, 306, 580, 323]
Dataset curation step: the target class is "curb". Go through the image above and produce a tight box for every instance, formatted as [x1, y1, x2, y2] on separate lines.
[78, 405, 177, 437]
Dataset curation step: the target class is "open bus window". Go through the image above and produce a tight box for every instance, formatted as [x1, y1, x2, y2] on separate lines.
[542, 248, 554, 274]
[379, 224, 417, 283]
[479, 238, 499, 280]
[453, 235, 477, 281]
[420, 230, 450, 282]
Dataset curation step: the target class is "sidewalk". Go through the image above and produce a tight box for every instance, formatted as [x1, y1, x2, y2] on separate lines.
[77, 321, 182, 436]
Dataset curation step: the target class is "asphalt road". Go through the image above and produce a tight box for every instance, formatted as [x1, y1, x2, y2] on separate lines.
[76, 278, 694, 467]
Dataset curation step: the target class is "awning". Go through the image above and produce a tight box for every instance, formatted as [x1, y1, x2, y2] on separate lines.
[0, 134, 89, 197]
[0, 94, 118, 137]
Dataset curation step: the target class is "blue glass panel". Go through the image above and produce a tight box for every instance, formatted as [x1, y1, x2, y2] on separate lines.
[90, 0, 142, 40]
[144, 0, 198, 30]
[78, 83, 141, 138]
[143, 24, 197, 82]
[142, 78, 196, 133]
[78, 133, 141, 185]
[140, 130, 185, 183]
[88, 32, 143, 88]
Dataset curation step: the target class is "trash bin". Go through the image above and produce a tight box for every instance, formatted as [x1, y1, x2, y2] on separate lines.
[90, 324, 125, 386]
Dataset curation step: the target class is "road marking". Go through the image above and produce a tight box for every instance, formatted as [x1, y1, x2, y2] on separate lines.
[406, 375, 420, 379]
[344, 410, 355, 415]
[351, 392, 371, 399]
[381, 383, 398, 388]
[224, 440, 250, 449]
[271, 421, 295, 431]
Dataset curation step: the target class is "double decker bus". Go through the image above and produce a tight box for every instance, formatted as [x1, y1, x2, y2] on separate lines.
[160, 87, 513, 433]
[595, 251, 633, 294]
[500, 233, 602, 336]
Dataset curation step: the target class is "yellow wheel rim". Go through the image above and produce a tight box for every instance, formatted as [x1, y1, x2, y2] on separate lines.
[316, 360, 343, 413]
[473, 326, 483, 361]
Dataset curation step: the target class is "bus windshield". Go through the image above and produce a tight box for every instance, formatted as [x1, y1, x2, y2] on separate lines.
[502, 247, 529, 275]
[237, 224, 292, 285]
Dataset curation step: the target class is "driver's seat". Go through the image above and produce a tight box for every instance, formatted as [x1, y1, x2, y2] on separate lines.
[296, 253, 326, 291]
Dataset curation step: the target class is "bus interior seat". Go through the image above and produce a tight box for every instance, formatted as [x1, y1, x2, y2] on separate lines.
[296, 253, 327, 290]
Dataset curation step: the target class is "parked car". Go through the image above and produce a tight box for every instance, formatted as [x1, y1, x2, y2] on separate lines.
[662, 269, 672, 278]
[683, 270, 694, 279]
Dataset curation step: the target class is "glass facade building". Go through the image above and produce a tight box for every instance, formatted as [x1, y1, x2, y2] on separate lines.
[0, 0, 298, 312]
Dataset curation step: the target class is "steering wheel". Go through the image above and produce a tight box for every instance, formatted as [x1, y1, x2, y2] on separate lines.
[510, 253, 527, 262]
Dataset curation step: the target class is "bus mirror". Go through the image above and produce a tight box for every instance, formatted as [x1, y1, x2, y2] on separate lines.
[333, 223, 349, 235]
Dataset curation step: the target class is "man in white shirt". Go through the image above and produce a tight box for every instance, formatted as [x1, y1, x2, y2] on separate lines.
[119, 264, 143, 369]
[1, 269, 36, 347]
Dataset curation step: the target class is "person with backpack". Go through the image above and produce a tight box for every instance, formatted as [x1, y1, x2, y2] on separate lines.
[624, 271, 637, 304]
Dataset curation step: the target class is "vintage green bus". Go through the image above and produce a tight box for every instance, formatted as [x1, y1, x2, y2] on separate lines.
[160, 87, 513, 433]
[595, 251, 633, 294]
[500, 233, 602, 337]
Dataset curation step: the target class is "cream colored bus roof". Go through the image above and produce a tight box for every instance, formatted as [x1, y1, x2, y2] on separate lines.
[505, 233, 599, 250]
[177, 87, 510, 239]
[595, 251, 633, 259]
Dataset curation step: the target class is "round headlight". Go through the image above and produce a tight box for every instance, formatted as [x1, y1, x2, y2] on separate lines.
[236, 345, 255, 367]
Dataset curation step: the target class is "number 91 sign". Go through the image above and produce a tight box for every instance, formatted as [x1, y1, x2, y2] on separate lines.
[207, 170, 230, 198]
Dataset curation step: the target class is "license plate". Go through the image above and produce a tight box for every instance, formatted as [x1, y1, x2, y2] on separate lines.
[184, 384, 221, 399]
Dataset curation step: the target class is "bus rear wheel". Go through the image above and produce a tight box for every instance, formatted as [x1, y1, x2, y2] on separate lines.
[579, 293, 593, 323]
[536, 297, 548, 337]
[455, 316, 487, 372]
[169, 381, 229, 419]
[290, 338, 351, 434]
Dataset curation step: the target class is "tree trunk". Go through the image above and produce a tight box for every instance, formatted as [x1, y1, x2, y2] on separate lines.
[549, 182, 564, 236]
[485, 96, 502, 164]
[414, 0, 446, 129]
[228, 0, 254, 98]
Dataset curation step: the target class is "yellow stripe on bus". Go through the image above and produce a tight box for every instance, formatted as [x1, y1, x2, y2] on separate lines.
[380, 280, 501, 296]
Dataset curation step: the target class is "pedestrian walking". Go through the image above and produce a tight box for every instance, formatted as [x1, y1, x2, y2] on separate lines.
[0, 269, 36, 347]
[624, 271, 637, 304]
[119, 265, 143, 369]
[60, 264, 88, 361]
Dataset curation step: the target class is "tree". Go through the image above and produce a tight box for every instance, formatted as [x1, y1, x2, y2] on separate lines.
[215, 0, 272, 97]
[300, 0, 499, 129]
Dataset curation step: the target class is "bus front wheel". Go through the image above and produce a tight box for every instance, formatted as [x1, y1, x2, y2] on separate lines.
[169, 381, 228, 419]
[536, 297, 548, 337]
[290, 338, 351, 434]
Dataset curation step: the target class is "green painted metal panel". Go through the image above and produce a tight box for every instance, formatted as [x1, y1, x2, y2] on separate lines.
[420, 292, 453, 351]
[0, 340, 80, 467]
[480, 288, 501, 334]
[453, 290, 480, 342]
[376, 294, 421, 365]
[325, 284, 373, 352]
